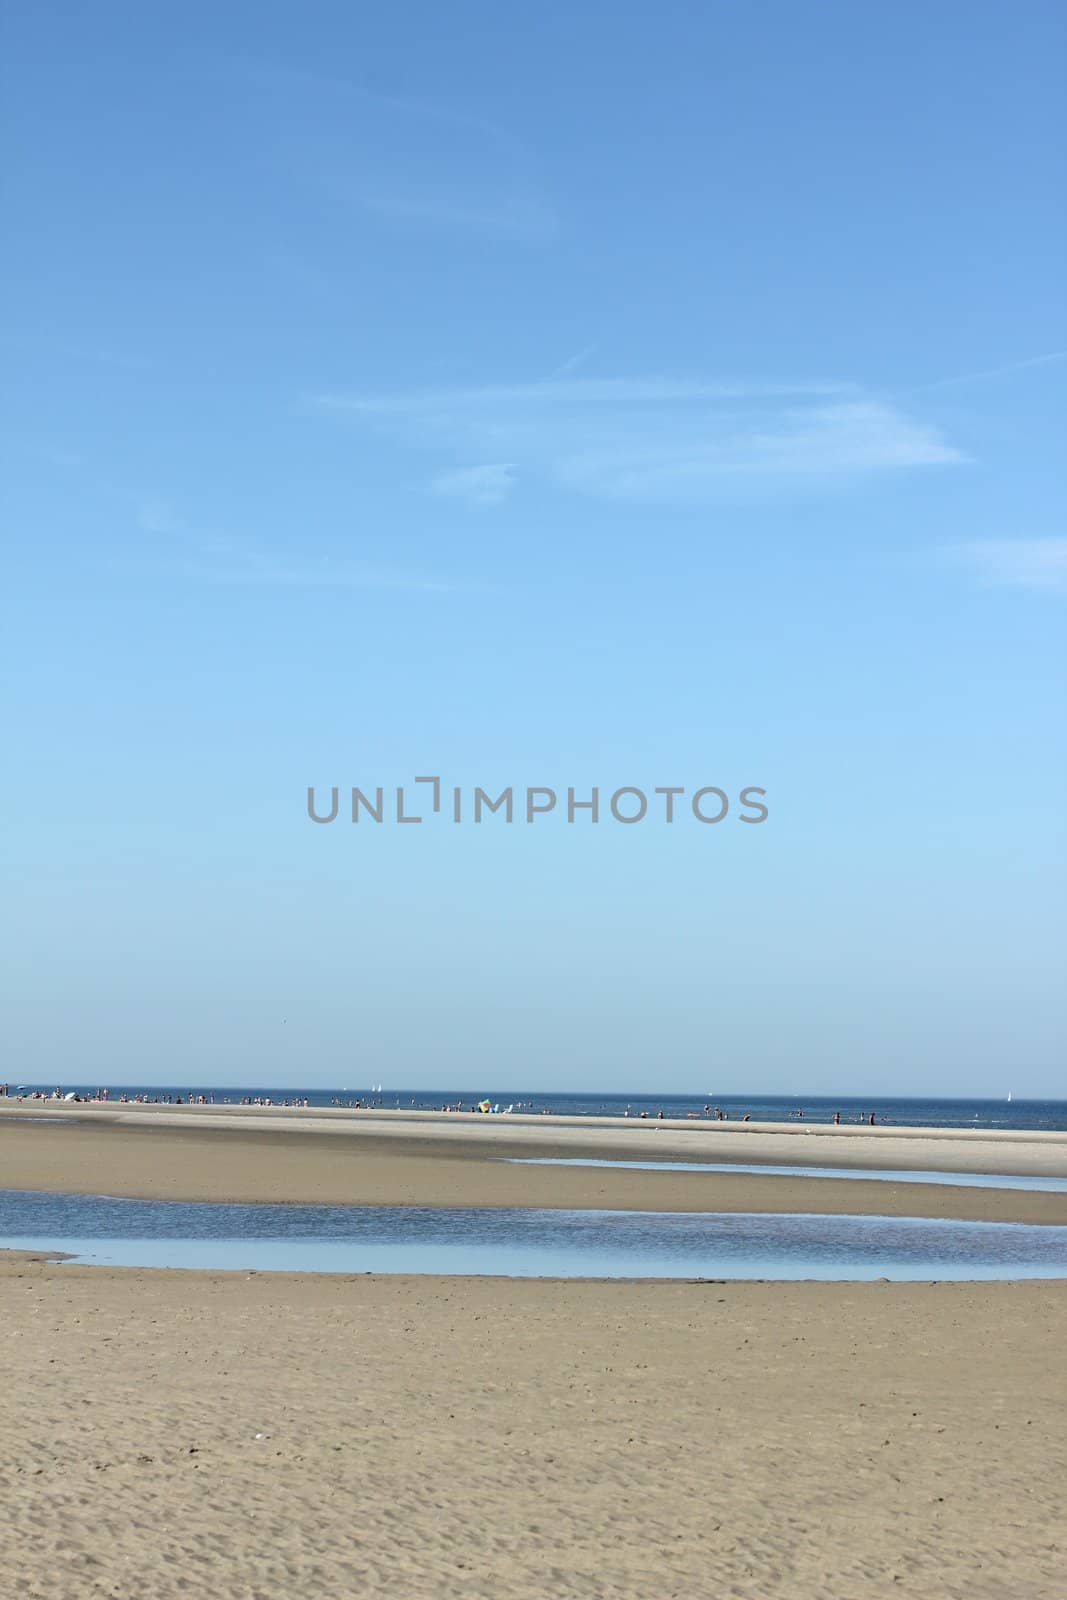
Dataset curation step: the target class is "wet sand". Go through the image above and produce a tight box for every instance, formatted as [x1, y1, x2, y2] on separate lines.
[2, 1255, 1063, 1600]
[2, 1103, 1067, 1223]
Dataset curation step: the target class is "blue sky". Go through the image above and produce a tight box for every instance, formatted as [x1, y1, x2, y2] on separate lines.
[3, 1, 1065, 1093]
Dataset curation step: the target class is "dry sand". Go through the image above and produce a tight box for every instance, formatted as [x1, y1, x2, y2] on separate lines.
[2, 1257, 1064, 1600]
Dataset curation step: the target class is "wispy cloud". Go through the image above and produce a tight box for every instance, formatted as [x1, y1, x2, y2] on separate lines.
[314, 377, 853, 415]
[353, 183, 556, 245]
[914, 350, 1067, 394]
[198, 560, 454, 592]
[952, 539, 1067, 594]
[311, 376, 964, 505]
[137, 498, 185, 537]
[135, 499, 453, 591]
[232, 58, 531, 157]
[429, 463, 516, 506]
[229, 58, 557, 245]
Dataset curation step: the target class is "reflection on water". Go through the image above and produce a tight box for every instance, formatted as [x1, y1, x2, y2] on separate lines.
[505, 1158, 1067, 1192]
[2, 1190, 1067, 1279]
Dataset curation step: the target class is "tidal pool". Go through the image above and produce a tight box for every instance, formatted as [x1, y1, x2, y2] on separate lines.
[2, 1190, 1067, 1280]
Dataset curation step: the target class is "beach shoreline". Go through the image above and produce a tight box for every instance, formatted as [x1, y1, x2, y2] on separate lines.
[7, 1097, 1067, 1146]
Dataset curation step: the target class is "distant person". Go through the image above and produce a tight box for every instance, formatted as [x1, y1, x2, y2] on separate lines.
[832, 1112, 841, 1126]
[869, 1112, 876, 1125]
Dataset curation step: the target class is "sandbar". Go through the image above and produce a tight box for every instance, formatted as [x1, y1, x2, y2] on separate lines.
[2, 1103, 1067, 1223]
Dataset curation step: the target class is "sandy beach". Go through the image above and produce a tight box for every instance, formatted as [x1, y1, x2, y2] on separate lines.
[2, 1256, 1064, 1600]
[3, 1106, 1066, 1597]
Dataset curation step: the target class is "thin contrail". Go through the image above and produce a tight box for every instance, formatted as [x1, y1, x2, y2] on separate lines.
[913, 350, 1067, 393]
[545, 345, 595, 382]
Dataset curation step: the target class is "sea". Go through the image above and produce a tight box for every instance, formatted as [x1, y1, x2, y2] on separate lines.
[7, 1085, 1067, 1132]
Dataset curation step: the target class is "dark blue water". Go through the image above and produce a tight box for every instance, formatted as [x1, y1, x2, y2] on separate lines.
[7, 1087, 1067, 1132]
[3, 1190, 1067, 1281]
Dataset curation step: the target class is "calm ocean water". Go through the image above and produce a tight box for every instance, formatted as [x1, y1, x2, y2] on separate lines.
[9, 1086, 1067, 1131]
